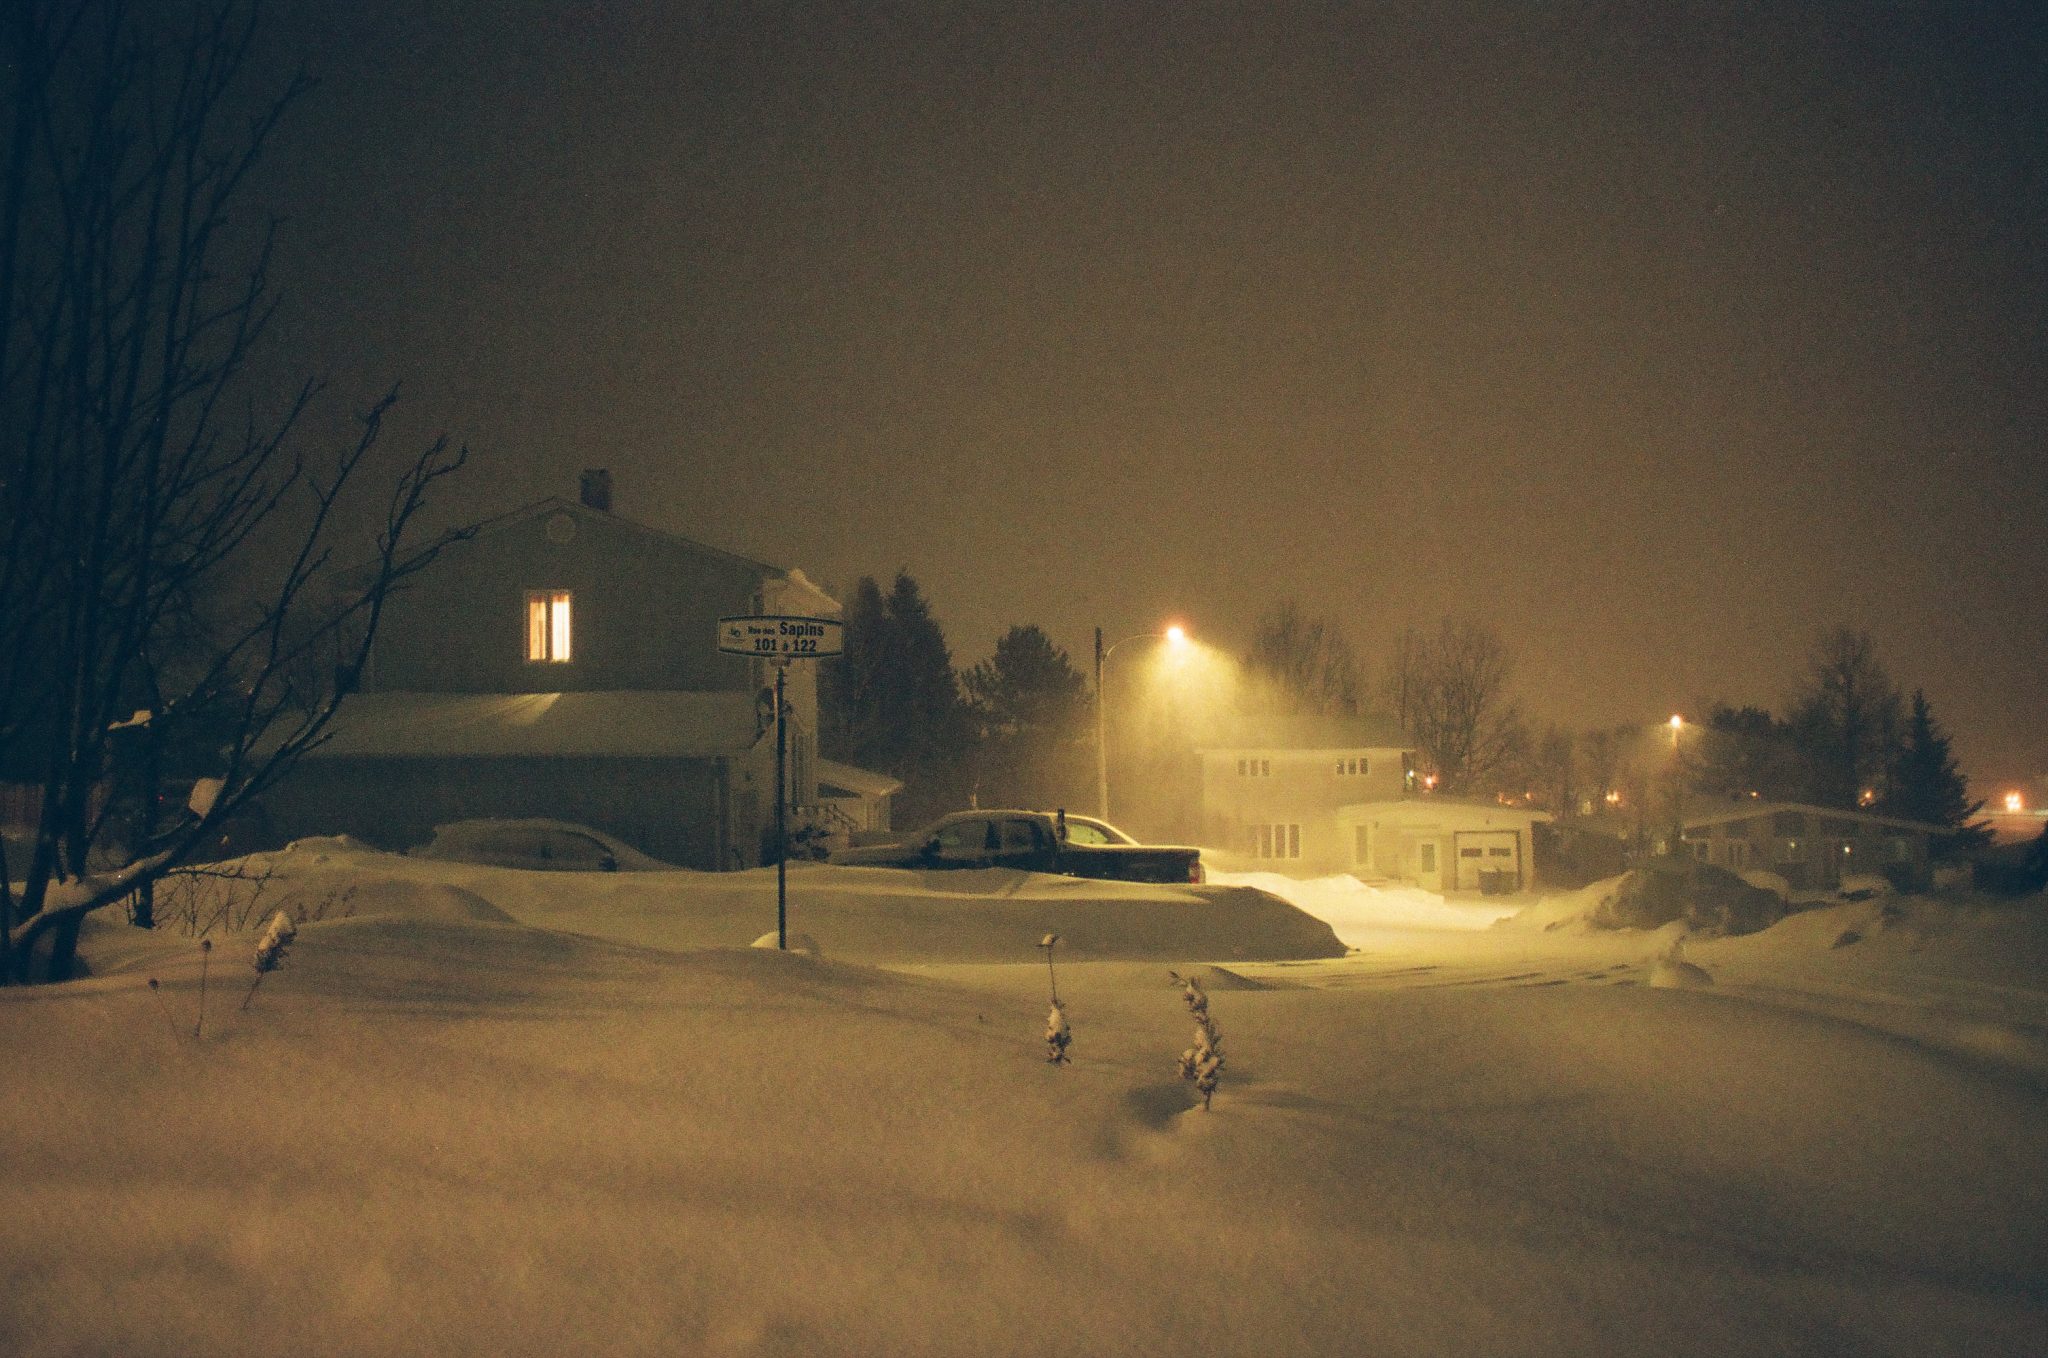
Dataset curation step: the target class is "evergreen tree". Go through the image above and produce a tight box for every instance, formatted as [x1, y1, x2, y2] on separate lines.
[1693, 704, 1805, 802]
[820, 577, 889, 769]
[820, 572, 971, 823]
[1881, 690, 1990, 857]
[963, 625, 1089, 809]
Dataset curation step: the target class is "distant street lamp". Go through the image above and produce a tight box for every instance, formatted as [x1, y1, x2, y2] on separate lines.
[1094, 623, 1191, 821]
[1667, 714, 1687, 856]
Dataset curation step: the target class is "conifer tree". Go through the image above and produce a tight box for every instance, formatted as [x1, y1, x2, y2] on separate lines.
[963, 625, 1088, 809]
[819, 572, 972, 822]
[820, 576, 890, 770]
[1881, 690, 1990, 857]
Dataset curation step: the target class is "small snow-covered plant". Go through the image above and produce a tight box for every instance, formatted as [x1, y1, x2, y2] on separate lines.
[1039, 933, 1071, 1064]
[1169, 970, 1224, 1110]
[241, 911, 298, 1012]
[146, 977, 179, 1040]
[1045, 999, 1072, 1065]
[194, 938, 212, 1038]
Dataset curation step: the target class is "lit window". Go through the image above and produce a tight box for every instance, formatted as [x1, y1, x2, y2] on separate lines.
[1251, 823, 1301, 859]
[527, 591, 572, 662]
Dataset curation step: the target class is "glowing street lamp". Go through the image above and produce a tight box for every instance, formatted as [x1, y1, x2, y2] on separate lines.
[1666, 714, 1687, 856]
[1094, 622, 1192, 821]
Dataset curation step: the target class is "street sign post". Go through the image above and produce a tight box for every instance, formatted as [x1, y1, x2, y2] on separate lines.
[718, 615, 841, 950]
[717, 614, 843, 660]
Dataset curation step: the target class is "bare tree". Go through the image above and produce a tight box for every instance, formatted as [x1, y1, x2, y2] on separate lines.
[1786, 628, 1901, 811]
[1, 0, 467, 982]
[1243, 600, 1361, 717]
[1383, 618, 1525, 796]
[1528, 724, 1578, 814]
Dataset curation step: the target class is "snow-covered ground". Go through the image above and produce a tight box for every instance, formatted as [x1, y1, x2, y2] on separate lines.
[2, 841, 2043, 1356]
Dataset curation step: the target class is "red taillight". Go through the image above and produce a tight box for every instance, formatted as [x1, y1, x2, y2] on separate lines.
[1189, 859, 1204, 884]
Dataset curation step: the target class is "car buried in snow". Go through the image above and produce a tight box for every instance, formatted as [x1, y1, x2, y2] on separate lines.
[828, 810, 1205, 885]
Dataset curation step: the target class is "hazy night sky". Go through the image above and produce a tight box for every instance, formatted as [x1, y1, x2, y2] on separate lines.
[253, 1, 2046, 790]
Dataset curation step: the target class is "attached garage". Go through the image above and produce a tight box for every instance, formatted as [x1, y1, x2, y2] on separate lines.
[1338, 797, 1549, 894]
[1453, 830, 1523, 891]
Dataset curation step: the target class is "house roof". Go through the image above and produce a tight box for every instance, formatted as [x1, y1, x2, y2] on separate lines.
[1677, 799, 1952, 835]
[1559, 799, 1951, 838]
[469, 497, 795, 580]
[304, 690, 763, 760]
[1199, 712, 1408, 752]
[816, 759, 904, 798]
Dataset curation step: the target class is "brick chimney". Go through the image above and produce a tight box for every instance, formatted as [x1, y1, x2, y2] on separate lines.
[579, 468, 612, 513]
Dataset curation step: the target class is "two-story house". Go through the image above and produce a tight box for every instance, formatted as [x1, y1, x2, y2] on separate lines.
[1199, 713, 1548, 891]
[1199, 715, 1413, 873]
[263, 471, 861, 868]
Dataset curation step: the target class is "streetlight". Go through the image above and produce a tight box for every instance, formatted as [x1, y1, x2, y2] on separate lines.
[1667, 714, 1686, 856]
[1094, 622, 1191, 821]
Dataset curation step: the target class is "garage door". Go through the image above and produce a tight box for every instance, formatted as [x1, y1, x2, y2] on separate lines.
[1453, 831, 1521, 891]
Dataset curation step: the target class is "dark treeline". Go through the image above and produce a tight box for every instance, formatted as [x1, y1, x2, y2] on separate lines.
[819, 573, 1089, 826]
[825, 578, 1992, 859]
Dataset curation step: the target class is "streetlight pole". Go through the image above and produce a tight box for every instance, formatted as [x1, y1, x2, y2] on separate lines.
[1094, 623, 1189, 823]
[1095, 627, 1108, 820]
[1668, 714, 1685, 858]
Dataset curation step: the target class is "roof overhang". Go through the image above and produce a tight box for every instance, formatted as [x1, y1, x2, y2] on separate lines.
[303, 690, 762, 760]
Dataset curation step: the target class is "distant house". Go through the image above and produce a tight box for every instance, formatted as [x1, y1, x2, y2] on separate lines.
[1197, 715, 1413, 874]
[816, 759, 903, 835]
[1554, 799, 1948, 892]
[1196, 714, 1546, 891]
[264, 470, 877, 868]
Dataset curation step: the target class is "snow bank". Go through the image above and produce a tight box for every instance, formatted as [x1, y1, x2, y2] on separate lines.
[1206, 870, 1515, 948]
[150, 840, 1346, 964]
[3, 892, 2037, 1358]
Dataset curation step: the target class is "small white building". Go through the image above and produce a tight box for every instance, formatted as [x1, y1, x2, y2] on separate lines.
[815, 759, 903, 835]
[1337, 797, 1549, 894]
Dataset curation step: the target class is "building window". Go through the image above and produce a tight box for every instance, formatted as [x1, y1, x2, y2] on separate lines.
[1335, 757, 1370, 776]
[1418, 842, 1437, 875]
[1251, 823, 1300, 859]
[527, 590, 572, 662]
[1238, 758, 1271, 777]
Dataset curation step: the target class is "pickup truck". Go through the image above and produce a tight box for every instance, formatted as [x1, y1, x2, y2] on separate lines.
[830, 810, 1205, 885]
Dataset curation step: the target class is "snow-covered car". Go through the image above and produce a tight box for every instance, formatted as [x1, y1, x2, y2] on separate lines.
[407, 819, 670, 872]
[830, 810, 1204, 884]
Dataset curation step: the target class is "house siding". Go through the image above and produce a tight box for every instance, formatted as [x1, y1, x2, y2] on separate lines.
[1680, 809, 1932, 891]
[366, 508, 772, 696]
[1200, 747, 1409, 874]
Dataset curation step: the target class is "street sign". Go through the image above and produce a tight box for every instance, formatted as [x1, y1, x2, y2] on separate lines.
[717, 614, 843, 659]
[716, 614, 841, 954]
